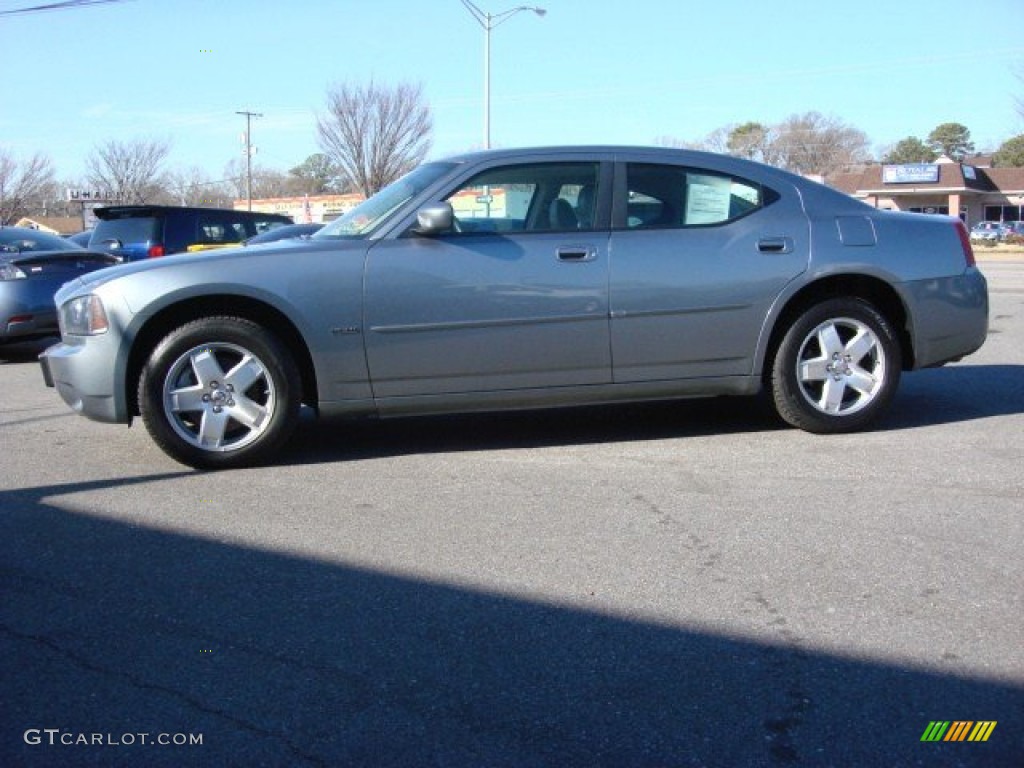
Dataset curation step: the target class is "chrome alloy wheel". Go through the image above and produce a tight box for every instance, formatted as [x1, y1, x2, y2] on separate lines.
[161, 342, 277, 452]
[795, 316, 887, 417]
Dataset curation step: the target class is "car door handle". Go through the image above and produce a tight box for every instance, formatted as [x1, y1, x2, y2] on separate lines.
[557, 246, 597, 262]
[757, 237, 793, 254]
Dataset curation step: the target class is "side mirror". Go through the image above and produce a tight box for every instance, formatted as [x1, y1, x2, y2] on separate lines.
[412, 202, 454, 236]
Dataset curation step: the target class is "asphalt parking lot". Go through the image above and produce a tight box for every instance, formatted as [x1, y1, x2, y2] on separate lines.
[2, 261, 1022, 767]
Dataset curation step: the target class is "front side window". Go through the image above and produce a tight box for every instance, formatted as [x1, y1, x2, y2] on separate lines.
[444, 162, 600, 234]
[252, 217, 289, 234]
[625, 164, 767, 229]
[315, 162, 458, 239]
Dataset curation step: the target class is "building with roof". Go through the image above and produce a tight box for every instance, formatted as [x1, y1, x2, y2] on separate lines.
[829, 157, 1024, 225]
[232, 193, 365, 223]
[14, 216, 83, 235]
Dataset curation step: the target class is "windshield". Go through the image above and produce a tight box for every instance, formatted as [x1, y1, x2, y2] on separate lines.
[314, 161, 457, 239]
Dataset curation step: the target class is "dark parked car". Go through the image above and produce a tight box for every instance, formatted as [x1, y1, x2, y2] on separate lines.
[41, 146, 988, 469]
[243, 222, 323, 245]
[65, 230, 93, 247]
[89, 205, 292, 260]
[1, 227, 119, 345]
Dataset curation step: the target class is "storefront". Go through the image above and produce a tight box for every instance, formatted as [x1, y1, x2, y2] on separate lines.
[828, 158, 1024, 226]
[233, 193, 365, 223]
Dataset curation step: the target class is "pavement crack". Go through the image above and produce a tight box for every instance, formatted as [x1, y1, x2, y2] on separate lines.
[750, 593, 813, 765]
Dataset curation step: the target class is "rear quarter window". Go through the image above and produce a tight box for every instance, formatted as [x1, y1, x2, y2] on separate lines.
[624, 163, 774, 229]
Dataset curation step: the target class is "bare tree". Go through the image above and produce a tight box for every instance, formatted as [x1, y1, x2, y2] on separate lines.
[655, 126, 732, 153]
[653, 135, 693, 149]
[770, 112, 870, 176]
[0, 149, 56, 224]
[661, 112, 870, 176]
[317, 80, 432, 197]
[222, 158, 292, 201]
[85, 138, 171, 203]
[164, 166, 235, 208]
[696, 125, 733, 155]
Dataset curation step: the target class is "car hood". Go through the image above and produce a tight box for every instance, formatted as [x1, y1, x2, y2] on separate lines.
[54, 237, 365, 301]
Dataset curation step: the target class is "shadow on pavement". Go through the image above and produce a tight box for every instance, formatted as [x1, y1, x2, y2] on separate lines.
[888, 363, 1024, 428]
[3, 475, 1021, 766]
[283, 363, 1024, 466]
[288, 395, 781, 466]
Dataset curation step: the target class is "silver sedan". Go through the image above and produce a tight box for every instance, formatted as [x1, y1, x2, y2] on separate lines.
[40, 146, 988, 469]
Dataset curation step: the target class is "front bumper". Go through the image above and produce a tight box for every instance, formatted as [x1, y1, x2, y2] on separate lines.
[39, 334, 129, 424]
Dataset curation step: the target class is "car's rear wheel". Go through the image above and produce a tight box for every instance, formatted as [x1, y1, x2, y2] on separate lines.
[770, 298, 901, 433]
[139, 317, 301, 469]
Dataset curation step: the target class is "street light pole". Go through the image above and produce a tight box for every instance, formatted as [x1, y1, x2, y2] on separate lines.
[236, 110, 262, 211]
[460, 1, 546, 149]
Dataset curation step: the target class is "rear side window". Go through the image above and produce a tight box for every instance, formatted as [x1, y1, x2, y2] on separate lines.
[195, 214, 248, 245]
[624, 163, 768, 229]
[90, 216, 159, 249]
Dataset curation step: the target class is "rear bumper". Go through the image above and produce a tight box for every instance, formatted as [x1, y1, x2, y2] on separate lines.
[905, 267, 989, 369]
[1, 285, 58, 341]
[2, 311, 57, 342]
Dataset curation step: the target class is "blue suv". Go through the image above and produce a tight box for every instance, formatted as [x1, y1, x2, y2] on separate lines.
[89, 205, 292, 260]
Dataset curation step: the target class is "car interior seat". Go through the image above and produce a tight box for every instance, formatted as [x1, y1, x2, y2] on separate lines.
[549, 198, 579, 230]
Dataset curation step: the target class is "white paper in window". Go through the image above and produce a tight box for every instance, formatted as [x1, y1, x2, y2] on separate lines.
[686, 174, 732, 225]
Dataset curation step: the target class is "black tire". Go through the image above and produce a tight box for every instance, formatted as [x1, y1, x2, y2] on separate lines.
[769, 298, 901, 434]
[138, 317, 301, 469]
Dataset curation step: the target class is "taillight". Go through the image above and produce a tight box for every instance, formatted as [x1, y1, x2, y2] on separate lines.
[954, 221, 976, 267]
[147, 244, 165, 258]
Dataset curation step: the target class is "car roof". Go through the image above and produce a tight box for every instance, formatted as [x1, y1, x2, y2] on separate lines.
[439, 144, 755, 164]
[435, 144, 815, 185]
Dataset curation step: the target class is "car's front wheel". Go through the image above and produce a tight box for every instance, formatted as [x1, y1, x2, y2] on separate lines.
[138, 317, 301, 469]
[769, 298, 901, 433]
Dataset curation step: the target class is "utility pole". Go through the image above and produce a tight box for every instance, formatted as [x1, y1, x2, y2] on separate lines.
[236, 110, 262, 211]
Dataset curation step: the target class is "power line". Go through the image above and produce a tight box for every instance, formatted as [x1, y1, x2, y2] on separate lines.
[0, 0, 135, 16]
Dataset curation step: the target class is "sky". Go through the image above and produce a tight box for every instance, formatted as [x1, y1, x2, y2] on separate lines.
[2, 0, 1023, 186]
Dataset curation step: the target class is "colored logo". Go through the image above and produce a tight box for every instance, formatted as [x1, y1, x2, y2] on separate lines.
[921, 721, 997, 742]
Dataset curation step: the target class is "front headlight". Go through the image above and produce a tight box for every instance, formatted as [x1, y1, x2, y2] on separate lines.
[60, 294, 109, 336]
